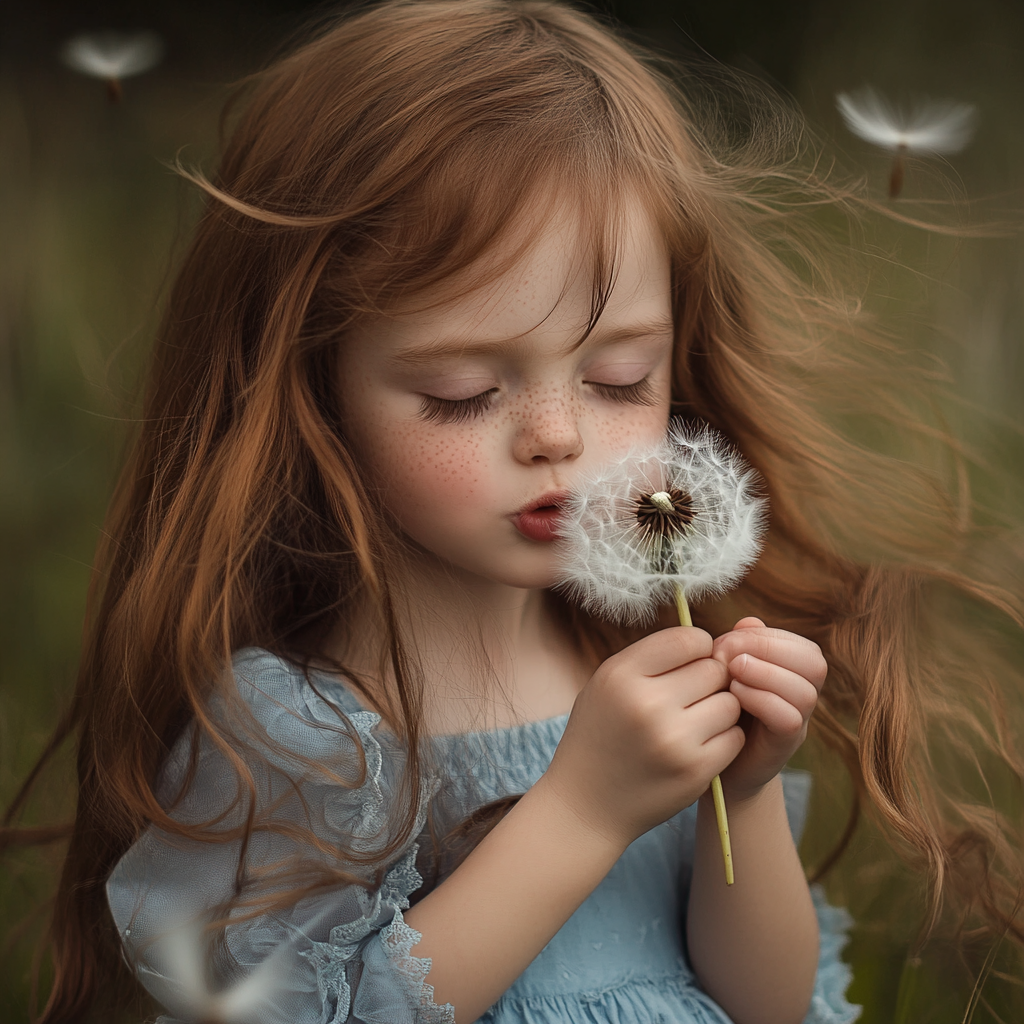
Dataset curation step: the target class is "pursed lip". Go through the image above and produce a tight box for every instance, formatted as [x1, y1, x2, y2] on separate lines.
[512, 490, 570, 543]
[516, 490, 570, 516]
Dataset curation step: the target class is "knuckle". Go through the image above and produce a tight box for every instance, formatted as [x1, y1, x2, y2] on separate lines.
[681, 626, 713, 659]
[688, 659, 726, 696]
[721, 633, 749, 660]
[592, 657, 619, 688]
[798, 684, 820, 712]
[721, 690, 742, 718]
[704, 688, 740, 719]
[713, 658, 733, 682]
[630, 683, 677, 727]
[647, 723, 685, 767]
[783, 721, 810, 747]
[762, 634, 784, 664]
[712, 633, 736, 658]
[776, 715, 804, 738]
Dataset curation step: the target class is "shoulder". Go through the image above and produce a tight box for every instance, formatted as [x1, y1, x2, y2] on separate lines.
[218, 649, 438, 852]
[230, 645, 368, 718]
[223, 647, 387, 769]
[154, 648, 396, 807]
[148, 649, 430, 849]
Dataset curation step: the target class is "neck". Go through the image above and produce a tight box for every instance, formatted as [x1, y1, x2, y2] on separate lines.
[332, 550, 587, 734]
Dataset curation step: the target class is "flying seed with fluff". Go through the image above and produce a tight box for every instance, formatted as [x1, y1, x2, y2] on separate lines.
[137, 915, 299, 1024]
[60, 31, 164, 102]
[835, 86, 977, 198]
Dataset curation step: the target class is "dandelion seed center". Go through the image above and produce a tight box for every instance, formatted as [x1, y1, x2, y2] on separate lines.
[635, 488, 696, 541]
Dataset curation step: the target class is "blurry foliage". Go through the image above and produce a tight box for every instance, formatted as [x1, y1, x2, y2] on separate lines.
[1, 0, 1022, 1021]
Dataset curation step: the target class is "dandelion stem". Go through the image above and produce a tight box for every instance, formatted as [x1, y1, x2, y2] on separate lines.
[710, 775, 734, 886]
[671, 583, 734, 886]
[673, 584, 691, 627]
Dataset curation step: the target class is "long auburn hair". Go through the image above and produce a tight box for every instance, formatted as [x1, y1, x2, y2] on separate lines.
[4, 0, 1023, 1020]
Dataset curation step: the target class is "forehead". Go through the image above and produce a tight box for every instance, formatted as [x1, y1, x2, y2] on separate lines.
[376, 196, 672, 353]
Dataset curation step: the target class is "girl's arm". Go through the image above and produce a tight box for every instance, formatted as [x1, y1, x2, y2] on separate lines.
[403, 775, 627, 1024]
[685, 616, 830, 1024]
[406, 624, 746, 1024]
[687, 777, 818, 1024]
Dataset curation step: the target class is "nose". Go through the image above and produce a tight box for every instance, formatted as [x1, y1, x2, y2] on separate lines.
[512, 388, 584, 465]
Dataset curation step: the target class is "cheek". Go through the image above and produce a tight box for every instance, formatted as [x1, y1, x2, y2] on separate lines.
[341, 376, 486, 501]
[589, 392, 672, 456]
[599, 406, 667, 450]
[370, 423, 492, 517]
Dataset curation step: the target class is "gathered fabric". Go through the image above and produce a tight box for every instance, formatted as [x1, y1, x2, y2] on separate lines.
[107, 648, 861, 1024]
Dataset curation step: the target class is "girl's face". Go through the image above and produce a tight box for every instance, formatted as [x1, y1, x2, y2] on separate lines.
[338, 200, 674, 591]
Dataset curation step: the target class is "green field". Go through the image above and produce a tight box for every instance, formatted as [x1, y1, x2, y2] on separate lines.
[1, 0, 1022, 1020]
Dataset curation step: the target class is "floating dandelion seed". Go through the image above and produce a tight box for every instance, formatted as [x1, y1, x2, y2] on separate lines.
[144, 917, 295, 1023]
[836, 86, 977, 198]
[60, 31, 163, 102]
[557, 419, 768, 886]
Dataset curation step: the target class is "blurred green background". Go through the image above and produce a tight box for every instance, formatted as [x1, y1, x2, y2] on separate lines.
[1, 0, 1022, 1021]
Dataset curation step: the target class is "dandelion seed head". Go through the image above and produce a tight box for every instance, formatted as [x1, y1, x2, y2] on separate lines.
[836, 86, 976, 155]
[556, 420, 768, 625]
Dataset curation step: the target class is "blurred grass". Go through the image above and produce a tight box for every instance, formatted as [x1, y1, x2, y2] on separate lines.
[1, 1, 1023, 1021]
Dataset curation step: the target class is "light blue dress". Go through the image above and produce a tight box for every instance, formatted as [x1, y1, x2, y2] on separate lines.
[107, 648, 861, 1024]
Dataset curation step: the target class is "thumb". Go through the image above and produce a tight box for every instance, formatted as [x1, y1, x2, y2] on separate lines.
[712, 615, 766, 660]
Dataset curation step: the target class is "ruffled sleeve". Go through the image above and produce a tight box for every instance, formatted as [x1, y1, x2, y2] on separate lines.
[781, 771, 862, 1024]
[805, 885, 861, 1024]
[106, 648, 455, 1024]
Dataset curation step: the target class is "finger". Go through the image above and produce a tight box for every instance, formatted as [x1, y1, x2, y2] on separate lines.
[701, 725, 746, 774]
[628, 625, 714, 677]
[684, 691, 742, 744]
[657, 658, 729, 706]
[733, 616, 765, 630]
[730, 680, 806, 737]
[729, 654, 819, 719]
[714, 629, 827, 689]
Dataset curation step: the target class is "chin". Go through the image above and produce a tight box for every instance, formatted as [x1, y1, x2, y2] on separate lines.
[488, 558, 561, 591]
[449, 554, 561, 592]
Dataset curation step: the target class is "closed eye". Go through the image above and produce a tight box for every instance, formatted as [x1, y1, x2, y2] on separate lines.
[587, 377, 659, 406]
[419, 389, 498, 424]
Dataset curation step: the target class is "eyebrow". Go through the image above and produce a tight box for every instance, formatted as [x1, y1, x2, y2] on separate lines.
[390, 316, 676, 367]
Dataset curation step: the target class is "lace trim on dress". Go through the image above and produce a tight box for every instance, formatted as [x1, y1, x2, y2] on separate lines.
[806, 885, 862, 1024]
[380, 911, 457, 1024]
[300, 846, 456, 1024]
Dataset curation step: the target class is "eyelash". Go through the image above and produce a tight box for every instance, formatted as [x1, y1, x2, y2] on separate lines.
[589, 377, 658, 407]
[419, 389, 498, 424]
[418, 376, 657, 425]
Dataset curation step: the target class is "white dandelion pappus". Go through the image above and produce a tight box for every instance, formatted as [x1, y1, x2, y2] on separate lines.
[556, 419, 768, 626]
[836, 87, 976, 154]
[61, 32, 163, 79]
[144, 916, 297, 1023]
[61, 31, 163, 101]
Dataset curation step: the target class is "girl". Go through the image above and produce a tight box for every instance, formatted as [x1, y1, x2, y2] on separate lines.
[5, 1, 1023, 1022]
